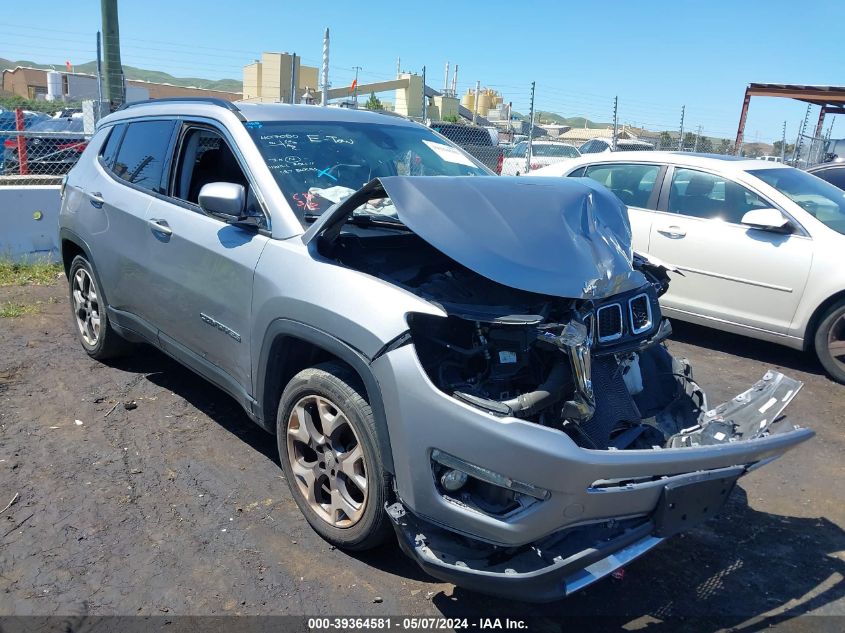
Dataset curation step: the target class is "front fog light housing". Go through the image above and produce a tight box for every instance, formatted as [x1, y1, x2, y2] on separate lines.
[430, 449, 551, 501]
[440, 468, 469, 491]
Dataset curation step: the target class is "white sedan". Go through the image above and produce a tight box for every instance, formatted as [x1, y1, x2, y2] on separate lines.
[500, 140, 580, 176]
[534, 152, 845, 383]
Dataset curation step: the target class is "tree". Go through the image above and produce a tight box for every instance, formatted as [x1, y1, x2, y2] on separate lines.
[716, 138, 733, 155]
[364, 92, 383, 111]
[658, 131, 673, 150]
[772, 140, 795, 158]
[442, 114, 459, 123]
[696, 136, 713, 153]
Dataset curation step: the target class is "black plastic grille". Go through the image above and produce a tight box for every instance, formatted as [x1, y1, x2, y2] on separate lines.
[597, 304, 623, 342]
[629, 294, 652, 334]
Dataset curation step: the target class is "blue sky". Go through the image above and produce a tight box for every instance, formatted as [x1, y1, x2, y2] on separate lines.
[3, 0, 843, 142]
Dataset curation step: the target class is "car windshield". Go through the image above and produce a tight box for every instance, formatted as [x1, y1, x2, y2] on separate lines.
[750, 168, 845, 235]
[532, 144, 580, 157]
[247, 120, 489, 222]
[30, 118, 84, 132]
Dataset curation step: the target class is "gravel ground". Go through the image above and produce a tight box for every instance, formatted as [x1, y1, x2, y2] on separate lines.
[1, 280, 843, 631]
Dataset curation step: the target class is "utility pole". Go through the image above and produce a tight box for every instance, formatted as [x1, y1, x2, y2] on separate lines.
[612, 96, 618, 151]
[451, 64, 458, 96]
[792, 104, 811, 164]
[95, 31, 104, 118]
[351, 65, 361, 107]
[289, 53, 297, 105]
[443, 61, 450, 95]
[100, 0, 124, 111]
[780, 120, 787, 162]
[421, 66, 427, 122]
[693, 124, 702, 152]
[472, 80, 480, 125]
[396, 56, 401, 77]
[677, 105, 685, 151]
[320, 28, 330, 107]
[526, 81, 536, 175]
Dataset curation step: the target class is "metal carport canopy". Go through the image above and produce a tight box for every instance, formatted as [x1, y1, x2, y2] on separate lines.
[735, 83, 845, 151]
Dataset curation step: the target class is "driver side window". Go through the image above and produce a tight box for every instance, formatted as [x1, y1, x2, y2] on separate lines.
[668, 168, 768, 224]
[172, 126, 266, 227]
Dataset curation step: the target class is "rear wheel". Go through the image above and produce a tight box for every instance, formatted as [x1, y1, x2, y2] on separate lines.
[277, 362, 392, 550]
[814, 300, 845, 384]
[68, 255, 131, 360]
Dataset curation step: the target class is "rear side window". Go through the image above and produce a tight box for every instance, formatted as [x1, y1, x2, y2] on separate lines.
[813, 167, 845, 190]
[111, 120, 176, 194]
[100, 124, 125, 169]
[584, 163, 661, 208]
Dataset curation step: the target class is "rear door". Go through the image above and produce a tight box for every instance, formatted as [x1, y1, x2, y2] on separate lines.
[89, 119, 177, 322]
[647, 165, 813, 334]
[142, 121, 270, 395]
[578, 162, 666, 252]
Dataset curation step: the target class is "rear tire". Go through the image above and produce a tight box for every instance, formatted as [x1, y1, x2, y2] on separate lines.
[814, 300, 845, 384]
[68, 255, 131, 360]
[277, 361, 392, 551]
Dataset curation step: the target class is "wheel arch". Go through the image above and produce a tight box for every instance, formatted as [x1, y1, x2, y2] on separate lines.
[256, 318, 395, 475]
[59, 227, 113, 309]
[804, 289, 845, 351]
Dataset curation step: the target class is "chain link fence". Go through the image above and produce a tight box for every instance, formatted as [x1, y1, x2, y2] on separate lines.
[789, 133, 828, 168]
[1, 103, 99, 184]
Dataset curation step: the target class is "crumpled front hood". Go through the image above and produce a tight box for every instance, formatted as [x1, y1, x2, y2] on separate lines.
[375, 176, 647, 299]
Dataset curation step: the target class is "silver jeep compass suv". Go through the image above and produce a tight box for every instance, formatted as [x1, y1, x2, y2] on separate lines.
[59, 99, 813, 601]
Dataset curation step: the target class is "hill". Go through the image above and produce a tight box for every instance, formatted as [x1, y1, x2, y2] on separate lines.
[532, 111, 610, 128]
[0, 58, 242, 92]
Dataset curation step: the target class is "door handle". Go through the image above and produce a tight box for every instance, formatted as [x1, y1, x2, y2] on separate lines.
[148, 218, 173, 236]
[89, 192, 104, 208]
[657, 225, 686, 238]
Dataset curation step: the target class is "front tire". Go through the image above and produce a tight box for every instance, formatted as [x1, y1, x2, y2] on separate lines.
[277, 361, 392, 550]
[814, 300, 845, 384]
[68, 255, 131, 360]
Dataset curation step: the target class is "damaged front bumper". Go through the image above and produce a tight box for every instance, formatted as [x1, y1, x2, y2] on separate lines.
[372, 344, 813, 600]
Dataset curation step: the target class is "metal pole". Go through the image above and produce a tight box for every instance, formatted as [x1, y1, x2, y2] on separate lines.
[526, 81, 536, 174]
[780, 120, 786, 162]
[96, 31, 104, 119]
[320, 28, 330, 107]
[451, 64, 458, 96]
[472, 80, 480, 125]
[100, 0, 124, 110]
[677, 105, 685, 151]
[289, 53, 297, 105]
[792, 104, 811, 164]
[612, 96, 618, 151]
[693, 125, 701, 152]
[443, 61, 449, 94]
[352, 65, 361, 107]
[421, 66, 427, 122]
[734, 87, 751, 155]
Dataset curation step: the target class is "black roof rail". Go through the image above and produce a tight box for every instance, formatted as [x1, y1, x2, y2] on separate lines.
[115, 97, 245, 121]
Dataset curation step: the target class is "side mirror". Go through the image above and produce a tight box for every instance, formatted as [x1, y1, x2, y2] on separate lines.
[198, 182, 245, 222]
[741, 208, 792, 233]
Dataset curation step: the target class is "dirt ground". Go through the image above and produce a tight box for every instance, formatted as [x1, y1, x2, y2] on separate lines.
[1, 279, 844, 631]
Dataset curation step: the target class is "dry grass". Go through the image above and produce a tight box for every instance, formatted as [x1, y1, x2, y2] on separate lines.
[0, 258, 62, 287]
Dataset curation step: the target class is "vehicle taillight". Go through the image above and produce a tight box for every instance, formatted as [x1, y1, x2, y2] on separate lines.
[3, 138, 15, 149]
[530, 162, 541, 170]
[57, 142, 88, 152]
[496, 152, 503, 175]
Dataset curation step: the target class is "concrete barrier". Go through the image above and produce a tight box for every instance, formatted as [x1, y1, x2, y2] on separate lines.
[0, 186, 61, 262]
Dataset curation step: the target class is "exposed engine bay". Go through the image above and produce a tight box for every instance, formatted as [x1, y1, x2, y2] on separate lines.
[313, 177, 802, 455]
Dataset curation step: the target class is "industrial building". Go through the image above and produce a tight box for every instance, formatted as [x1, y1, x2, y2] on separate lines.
[241, 52, 320, 104]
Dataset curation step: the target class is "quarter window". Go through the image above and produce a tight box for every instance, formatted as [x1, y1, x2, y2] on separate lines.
[100, 124, 125, 169]
[669, 168, 768, 223]
[111, 120, 176, 194]
[583, 163, 661, 208]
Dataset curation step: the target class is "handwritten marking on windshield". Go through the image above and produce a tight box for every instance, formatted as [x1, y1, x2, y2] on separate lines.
[317, 167, 338, 181]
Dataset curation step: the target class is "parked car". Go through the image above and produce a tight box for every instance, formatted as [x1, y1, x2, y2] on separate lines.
[500, 140, 581, 175]
[579, 138, 655, 154]
[822, 138, 845, 163]
[0, 110, 49, 162]
[3, 116, 86, 175]
[806, 162, 845, 190]
[60, 100, 812, 601]
[757, 155, 783, 163]
[428, 121, 504, 173]
[534, 151, 845, 382]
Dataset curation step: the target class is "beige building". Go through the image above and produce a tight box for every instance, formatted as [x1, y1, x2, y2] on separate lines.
[242, 52, 320, 103]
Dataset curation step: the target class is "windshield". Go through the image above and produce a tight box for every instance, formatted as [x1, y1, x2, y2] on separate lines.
[532, 144, 580, 158]
[750, 168, 845, 235]
[247, 120, 489, 222]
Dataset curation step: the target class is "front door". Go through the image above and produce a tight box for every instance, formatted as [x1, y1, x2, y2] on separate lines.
[142, 123, 269, 394]
[648, 166, 812, 334]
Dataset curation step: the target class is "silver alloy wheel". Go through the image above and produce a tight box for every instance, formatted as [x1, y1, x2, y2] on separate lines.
[829, 313, 845, 370]
[286, 394, 368, 528]
[72, 268, 100, 347]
